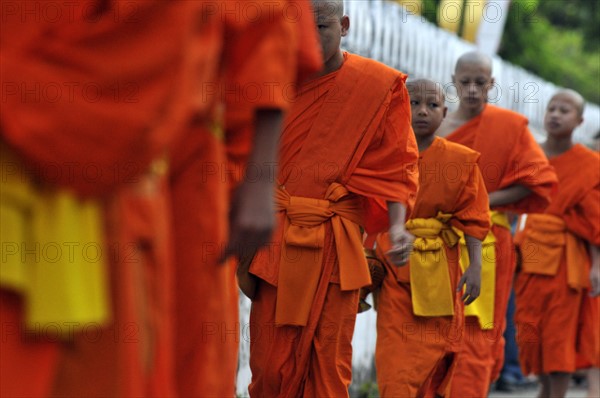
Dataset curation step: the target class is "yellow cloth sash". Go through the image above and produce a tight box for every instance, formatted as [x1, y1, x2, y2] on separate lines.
[406, 212, 459, 317]
[519, 214, 589, 290]
[456, 210, 510, 330]
[1, 144, 110, 334]
[275, 183, 368, 326]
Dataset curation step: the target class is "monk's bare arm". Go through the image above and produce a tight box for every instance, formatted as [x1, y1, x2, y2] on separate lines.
[488, 184, 532, 207]
[385, 201, 414, 266]
[590, 243, 600, 297]
[224, 108, 282, 262]
[458, 235, 483, 305]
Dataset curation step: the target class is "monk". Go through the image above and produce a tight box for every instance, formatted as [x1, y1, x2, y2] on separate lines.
[374, 79, 490, 397]
[514, 90, 600, 398]
[169, 1, 323, 396]
[437, 51, 558, 397]
[1, 2, 198, 397]
[244, 1, 419, 396]
[580, 129, 600, 398]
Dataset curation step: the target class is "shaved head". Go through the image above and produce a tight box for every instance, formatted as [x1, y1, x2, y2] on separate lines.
[452, 51, 494, 113]
[550, 89, 585, 116]
[455, 51, 493, 75]
[407, 78, 445, 102]
[312, 0, 344, 19]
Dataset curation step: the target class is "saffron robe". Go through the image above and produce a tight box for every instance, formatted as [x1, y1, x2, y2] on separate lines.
[445, 104, 557, 398]
[170, 2, 322, 397]
[515, 144, 600, 374]
[375, 137, 490, 397]
[248, 52, 419, 397]
[1, 2, 197, 396]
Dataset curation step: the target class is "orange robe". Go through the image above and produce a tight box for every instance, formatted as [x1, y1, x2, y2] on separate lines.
[445, 104, 557, 397]
[514, 144, 600, 374]
[1, 2, 197, 396]
[375, 137, 490, 398]
[169, 2, 322, 397]
[248, 52, 419, 397]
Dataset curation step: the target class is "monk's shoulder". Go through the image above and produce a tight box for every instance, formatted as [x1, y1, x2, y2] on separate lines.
[345, 53, 406, 87]
[435, 137, 480, 164]
[571, 144, 600, 169]
[484, 104, 528, 129]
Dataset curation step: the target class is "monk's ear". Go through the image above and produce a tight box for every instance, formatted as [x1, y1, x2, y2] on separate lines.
[443, 106, 448, 118]
[341, 16, 349, 36]
[489, 77, 495, 88]
[451, 74, 456, 85]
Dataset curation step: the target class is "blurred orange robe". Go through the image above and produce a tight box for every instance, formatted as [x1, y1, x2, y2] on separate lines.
[514, 144, 600, 374]
[248, 53, 419, 397]
[169, 2, 322, 397]
[1, 2, 196, 397]
[445, 104, 557, 398]
[375, 137, 490, 397]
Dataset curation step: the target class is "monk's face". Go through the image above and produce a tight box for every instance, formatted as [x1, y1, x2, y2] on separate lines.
[544, 94, 583, 138]
[313, 2, 348, 68]
[408, 82, 447, 137]
[452, 62, 494, 111]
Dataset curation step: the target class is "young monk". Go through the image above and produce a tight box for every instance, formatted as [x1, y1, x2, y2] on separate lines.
[244, 0, 419, 396]
[374, 78, 490, 397]
[437, 51, 558, 397]
[514, 90, 600, 398]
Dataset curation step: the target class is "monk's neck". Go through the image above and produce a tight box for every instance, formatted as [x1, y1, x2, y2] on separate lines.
[321, 50, 345, 76]
[416, 135, 435, 153]
[543, 135, 573, 158]
[456, 103, 485, 120]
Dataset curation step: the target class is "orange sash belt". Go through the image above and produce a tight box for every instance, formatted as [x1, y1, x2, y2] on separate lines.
[275, 183, 369, 326]
[518, 213, 590, 290]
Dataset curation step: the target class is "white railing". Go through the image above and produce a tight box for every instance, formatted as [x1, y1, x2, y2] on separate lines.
[343, 0, 600, 143]
[236, 1, 599, 395]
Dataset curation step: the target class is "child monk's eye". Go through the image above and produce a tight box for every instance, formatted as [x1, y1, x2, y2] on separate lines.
[410, 100, 418, 105]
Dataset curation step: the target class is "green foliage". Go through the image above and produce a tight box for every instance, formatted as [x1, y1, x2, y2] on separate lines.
[357, 381, 380, 398]
[499, 0, 600, 103]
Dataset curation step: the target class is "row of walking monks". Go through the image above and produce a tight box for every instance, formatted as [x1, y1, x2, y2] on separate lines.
[1, 1, 598, 397]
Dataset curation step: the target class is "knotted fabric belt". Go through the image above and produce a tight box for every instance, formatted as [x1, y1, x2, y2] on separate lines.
[518, 213, 589, 290]
[406, 212, 459, 317]
[275, 183, 368, 326]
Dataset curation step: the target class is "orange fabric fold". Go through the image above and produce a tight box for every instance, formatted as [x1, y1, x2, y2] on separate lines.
[446, 104, 557, 214]
[1, 1, 198, 196]
[275, 183, 368, 326]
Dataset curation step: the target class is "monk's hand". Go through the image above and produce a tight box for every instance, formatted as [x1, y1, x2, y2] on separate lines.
[220, 179, 275, 265]
[386, 224, 414, 266]
[458, 262, 481, 305]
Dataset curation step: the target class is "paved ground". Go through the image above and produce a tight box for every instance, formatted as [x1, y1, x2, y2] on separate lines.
[488, 384, 588, 398]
